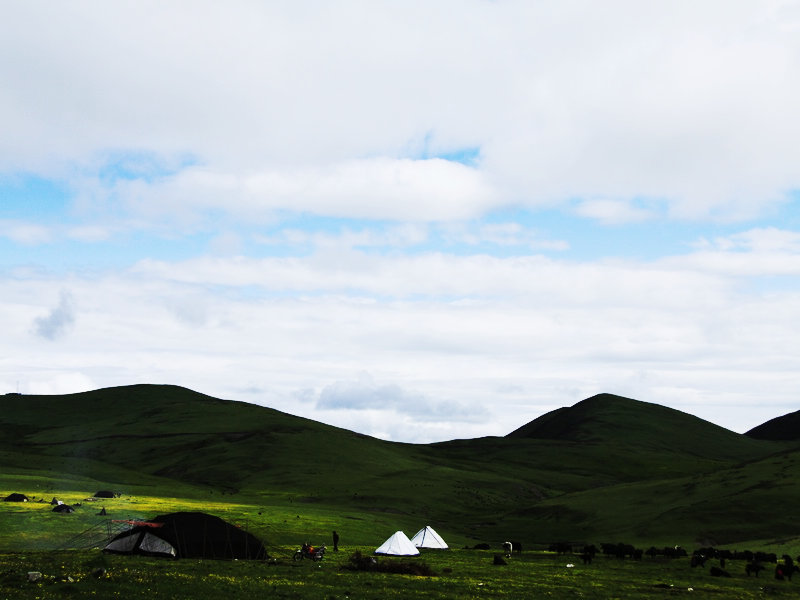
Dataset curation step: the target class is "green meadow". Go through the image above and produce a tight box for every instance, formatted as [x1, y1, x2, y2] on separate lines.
[2, 385, 800, 598]
[3, 544, 800, 599]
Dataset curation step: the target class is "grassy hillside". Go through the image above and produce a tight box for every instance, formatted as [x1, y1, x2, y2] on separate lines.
[507, 393, 773, 460]
[1, 385, 797, 551]
[746, 408, 800, 441]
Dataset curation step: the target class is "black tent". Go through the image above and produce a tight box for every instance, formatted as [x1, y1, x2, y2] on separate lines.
[52, 504, 75, 513]
[94, 490, 116, 498]
[103, 512, 268, 560]
[3, 493, 29, 502]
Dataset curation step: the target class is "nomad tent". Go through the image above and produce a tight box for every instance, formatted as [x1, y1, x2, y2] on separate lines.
[52, 504, 75, 513]
[3, 493, 29, 502]
[374, 531, 420, 556]
[103, 512, 268, 560]
[410, 525, 449, 550]
[93, 490, 116, 498]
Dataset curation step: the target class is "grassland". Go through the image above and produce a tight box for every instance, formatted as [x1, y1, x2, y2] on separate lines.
[3, 545, 800, 599]
[1, 384, 800, 598]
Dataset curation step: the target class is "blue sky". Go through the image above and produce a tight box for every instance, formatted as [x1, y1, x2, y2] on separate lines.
[3, 1, 800, 442]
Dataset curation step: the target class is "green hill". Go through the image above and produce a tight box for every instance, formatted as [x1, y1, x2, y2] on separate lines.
[746, 408, 800, 441]
[1, 385, 797, 550]
[507, 393, 769, 460]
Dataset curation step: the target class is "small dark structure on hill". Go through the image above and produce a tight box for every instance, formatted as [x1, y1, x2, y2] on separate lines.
[3, 493, 29, 502]
[52, 504, 75, 513]
[93, 490, 117, 498]
[103, 512, 268, 560]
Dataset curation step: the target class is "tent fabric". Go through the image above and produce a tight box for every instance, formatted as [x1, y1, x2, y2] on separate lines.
[3, 493, 29, 502]
[105, 531, 176, 557]
[52, 504, 75, 513]
[374, 531, 420, 556]
[103, 512, 268, 560]
[94, 490, 116, 498]
[410, 525, 449, 549]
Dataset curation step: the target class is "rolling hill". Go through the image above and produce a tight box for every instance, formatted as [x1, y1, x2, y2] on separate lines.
[746, 408, 800, 441]
[1, 384, 798, 549]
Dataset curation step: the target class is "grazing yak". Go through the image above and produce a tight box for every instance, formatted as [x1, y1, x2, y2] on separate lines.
[601, 542, 637, 559]
[775, 555, 799, 581]
[745, 562, 765, 577]
[502, 541, 512, 558]
[548, 542, 572, 555]
[710, 566, 731, 577]
[503, 541, 522, 557]
[581, 544, 598, 565]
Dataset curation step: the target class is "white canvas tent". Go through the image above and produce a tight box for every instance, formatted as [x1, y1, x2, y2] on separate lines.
[374, 531, 420, 556]
[410, 525, 448, 550]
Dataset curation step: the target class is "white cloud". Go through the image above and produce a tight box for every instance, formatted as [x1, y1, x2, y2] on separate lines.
[440, 222, 570, 250]
[257, 223, 430, 250]
[106, 158, 498, 224]
[4, 228, 800, 441]
[2, 1, 800, 223]
[573, 199, 660, 225]
[706, 227, 800, 253]
[0, 221, 53, 245]
[672, 227, 800, 277]
[66, 225, 113, 243]
[4, 2, 800, 443]
[130, 251, 734, 310]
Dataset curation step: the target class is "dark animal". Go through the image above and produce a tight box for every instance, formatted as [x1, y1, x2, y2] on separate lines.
[493, 554, 507, 565]
[775, 560, 799, 581]
[472, 543, 491, 550]
[710, 566, 730, 577]
[332, 530, 339, 552]
[511, 541, 523, 554]
[745, 563, 764, 577]
[691, 554, 706, 568]
[582, 545, 597, 565]
[548, 542, 572, 555]
[756, 551, 778, 564]
[502, 541, 512, 558]
[602, 542, 636, 559]
[664, 546, 687, 558]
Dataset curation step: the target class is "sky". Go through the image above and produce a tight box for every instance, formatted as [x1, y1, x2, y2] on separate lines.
[3, 0, 800, 443]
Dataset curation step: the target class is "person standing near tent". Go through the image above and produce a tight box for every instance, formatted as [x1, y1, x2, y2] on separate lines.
[332, 530, 339, 552]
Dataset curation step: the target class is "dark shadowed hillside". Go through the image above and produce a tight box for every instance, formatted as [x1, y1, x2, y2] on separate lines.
[1, 385, 798, 547]
[506, 393, 769, 461]
[746, 408, 800, 441]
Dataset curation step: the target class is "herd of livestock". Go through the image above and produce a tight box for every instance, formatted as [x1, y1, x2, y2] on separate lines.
[537, 541, 800, 580]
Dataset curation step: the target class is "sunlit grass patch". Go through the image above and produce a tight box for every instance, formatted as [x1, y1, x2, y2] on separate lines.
[3, 549, 800, 599]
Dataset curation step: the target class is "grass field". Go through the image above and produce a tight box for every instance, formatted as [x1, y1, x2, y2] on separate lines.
[3, 546, 800, 599]
[2, 385, 800, 598]
[2, 486, 800, 599]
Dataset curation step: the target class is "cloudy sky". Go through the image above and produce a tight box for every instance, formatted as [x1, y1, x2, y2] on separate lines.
[3, 1, 800, 443]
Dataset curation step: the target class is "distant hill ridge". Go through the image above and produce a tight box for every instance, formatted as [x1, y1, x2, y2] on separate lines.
[2, 384, 800, 545]
[746, 408, 800, 441]
[505, 392, 777, 458]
